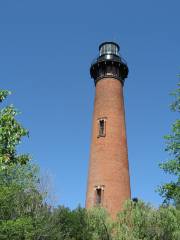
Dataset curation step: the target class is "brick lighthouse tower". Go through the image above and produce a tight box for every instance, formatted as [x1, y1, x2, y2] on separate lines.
[86, 42, 131, 217]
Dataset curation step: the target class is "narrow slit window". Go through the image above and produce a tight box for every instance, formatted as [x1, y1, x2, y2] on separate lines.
[94, 185, 105, 206]
[98, 119, 106, 137]
[96, 188, 102, 205]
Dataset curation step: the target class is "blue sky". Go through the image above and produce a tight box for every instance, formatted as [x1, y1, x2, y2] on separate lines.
[0, 0, 179, 208]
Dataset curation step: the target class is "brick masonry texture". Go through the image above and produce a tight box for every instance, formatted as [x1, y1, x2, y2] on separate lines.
[86, 77, 131, 218]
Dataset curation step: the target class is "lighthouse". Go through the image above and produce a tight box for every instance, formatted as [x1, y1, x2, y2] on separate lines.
[86, 42, 131, 217]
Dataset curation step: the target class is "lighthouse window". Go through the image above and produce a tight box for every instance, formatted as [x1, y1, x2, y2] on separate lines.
[94, 185, 105, 206]
[98, 119, 106, 137]
[95, 187, 103, 205]
[95, 188, 102, 205]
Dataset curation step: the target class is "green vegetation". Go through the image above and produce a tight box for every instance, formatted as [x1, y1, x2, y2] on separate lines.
[114, 200, 180, 240]
[0, 90, 30, 167]
[0, 89, 50, 239]
[0, 80, 179, 239]
[158, 80, 180, 207]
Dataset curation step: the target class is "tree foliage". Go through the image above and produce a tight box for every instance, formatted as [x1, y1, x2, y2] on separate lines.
[114, 200, 180, 240]
[158, 80, 180, 207]
[0, 90, 30, 167]
[0, 89, 50, 239]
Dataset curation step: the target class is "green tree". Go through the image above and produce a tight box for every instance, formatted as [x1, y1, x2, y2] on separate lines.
[87, 207, 113, 240]
[0, 89, 51, 239]
[0, 90, 30, 167]
[45, 205, 112, 240]
[158, 79, 180, 207]
[114, 200, 180, 240]
[48, 206, 93, 240]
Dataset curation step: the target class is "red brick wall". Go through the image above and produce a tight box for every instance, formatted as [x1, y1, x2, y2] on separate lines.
[86, 77, 131, 218]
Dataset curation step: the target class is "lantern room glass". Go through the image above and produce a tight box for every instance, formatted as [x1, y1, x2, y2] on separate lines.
[99, 43, 119, 56]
